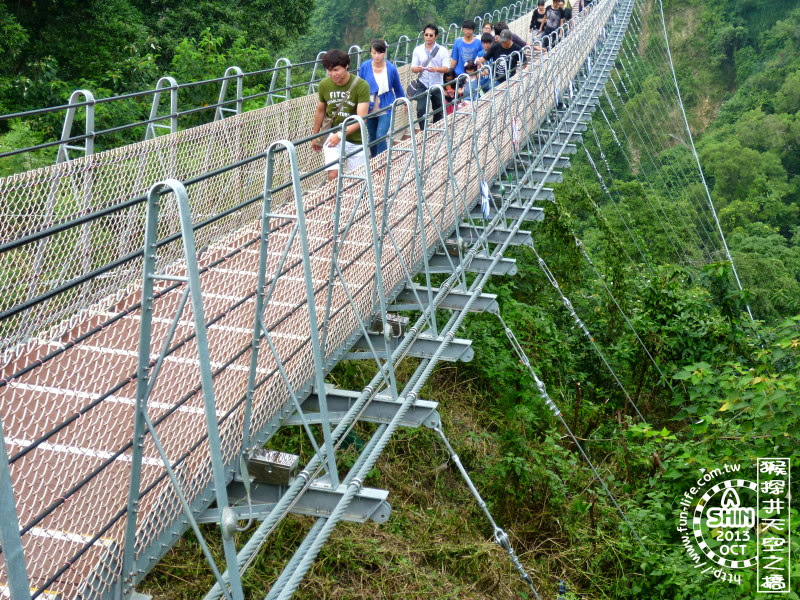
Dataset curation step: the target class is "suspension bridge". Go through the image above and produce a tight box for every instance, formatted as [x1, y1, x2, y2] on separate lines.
[0, 0, 743, 597]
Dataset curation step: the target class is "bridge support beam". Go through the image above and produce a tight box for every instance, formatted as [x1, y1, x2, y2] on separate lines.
[285, 387, 440, 429]
[427, 252, 518, 276]
[470, 203, 544, 222]
[389, 284, 499, 314]
[347, 332, 474, 362]
[455, 225, 533, 247]
[203, 480, 392, 525]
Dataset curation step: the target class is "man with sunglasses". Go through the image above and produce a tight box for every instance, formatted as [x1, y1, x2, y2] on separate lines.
[411, 24, 450, 130]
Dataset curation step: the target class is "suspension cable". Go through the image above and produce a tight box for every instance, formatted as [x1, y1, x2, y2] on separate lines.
[494, 312, 648, 554]
[580, 140, 652, 269]
[431, 424, 543, 600]
[655, 0, 754, 322]
[530, 243, 646, 423]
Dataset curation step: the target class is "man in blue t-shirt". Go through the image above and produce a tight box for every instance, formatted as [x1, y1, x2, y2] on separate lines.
[450, 20, 483, 76]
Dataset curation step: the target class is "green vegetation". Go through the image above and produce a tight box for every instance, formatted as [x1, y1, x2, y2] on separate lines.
[0, 0, 310, 161]
[2, 0, 799, 597]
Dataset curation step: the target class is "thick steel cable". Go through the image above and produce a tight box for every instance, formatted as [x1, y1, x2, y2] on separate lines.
[530, 243, 647, 423]
[655, 0, 754, 322]
[264, 420, 389, 600]
[494, 313, 648, 554]
[431, 424, 543, 600]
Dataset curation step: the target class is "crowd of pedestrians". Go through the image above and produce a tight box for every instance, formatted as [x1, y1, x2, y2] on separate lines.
[312, 1, 585, 177]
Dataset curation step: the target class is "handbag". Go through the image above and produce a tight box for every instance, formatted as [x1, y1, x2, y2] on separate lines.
[320, 75, 360, 133]
[405, 45, 440, 98]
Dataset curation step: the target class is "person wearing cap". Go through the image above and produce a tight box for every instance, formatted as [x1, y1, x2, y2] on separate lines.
[475, 29, 524, 83]
[493, 22, 527, 48]
[450, 20, 483, 76]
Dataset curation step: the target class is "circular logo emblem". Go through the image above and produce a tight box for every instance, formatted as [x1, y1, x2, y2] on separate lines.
[692, 479, 758, 568]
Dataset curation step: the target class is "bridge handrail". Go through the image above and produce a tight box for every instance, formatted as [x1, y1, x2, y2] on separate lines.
[0, 0, 537, 165]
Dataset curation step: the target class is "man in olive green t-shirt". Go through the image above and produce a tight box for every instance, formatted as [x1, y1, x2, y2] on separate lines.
[311, 49, 370, 181]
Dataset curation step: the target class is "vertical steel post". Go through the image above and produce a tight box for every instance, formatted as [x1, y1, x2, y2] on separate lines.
[267, 58, 292, 106]
[145, 77, 178, 140]
[56, 89, 95, 164]
[168, 179, 246, 600]
[383, 97, 438, 335]
[264, 140, 339, 487]
[118, 177, 161, 600]
[347, 45, 363, 71]
[54, 89, 96, 309]
[444, 23, 459, 48]
[392, 36, 411, 66]
[308, 51, 327, 95]
[341, 114, 399, 397]
[214, 66, 244, 121]
[0, 416, 32, 600]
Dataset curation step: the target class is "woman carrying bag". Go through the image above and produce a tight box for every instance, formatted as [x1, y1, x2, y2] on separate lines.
[358, 39, 405, 157]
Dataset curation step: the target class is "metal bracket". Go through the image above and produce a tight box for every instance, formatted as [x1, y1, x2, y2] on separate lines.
[389, 284, 498, 314]
[347, 332, 474, 362]
[427, 252, 518, 276]
[490, 185, 554, 203]
[470, 203, 544, 223]
[455, 225, 533, 247]
[552, 117, 589, 131]
[529, 142, 578, 155]
[286, 386, 440, 429]
[528, 170, 564, 185]
[541, 155, 571, 170]
[203, 480, 392, 524]
[536, 130, 583, 145]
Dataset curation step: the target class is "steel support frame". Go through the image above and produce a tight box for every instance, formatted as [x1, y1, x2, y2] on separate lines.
[68, 1, 631, 597]
[248, 3, 629, 597]
[116, 180, 247, 600]
[200, 480, 392, 525]
[289, 385, 439, 429]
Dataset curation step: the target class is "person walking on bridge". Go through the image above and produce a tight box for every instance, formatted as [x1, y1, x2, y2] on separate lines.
[529, 0, 548, 45]
[358, 39, 405, 157]
[450, 20, 483, 75]
[476, 29, 524, 84]
[411, 24, 450, 130]
[311, 49, 371, 181]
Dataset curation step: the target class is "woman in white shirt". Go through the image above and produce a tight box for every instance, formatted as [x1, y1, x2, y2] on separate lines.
[358, 40, 406, 157]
